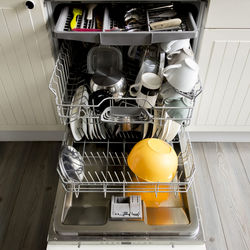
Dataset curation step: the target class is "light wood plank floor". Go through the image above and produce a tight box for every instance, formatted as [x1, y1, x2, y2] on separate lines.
[193, 142, 250, 250]
[0, 142, 249, 250]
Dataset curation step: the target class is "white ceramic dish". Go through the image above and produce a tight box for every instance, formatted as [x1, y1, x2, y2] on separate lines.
[70, 86, 86, 141]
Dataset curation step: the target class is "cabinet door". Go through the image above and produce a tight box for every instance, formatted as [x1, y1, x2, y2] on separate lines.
[205, 0, 250, 29]
[191, 29, 250, 132]
[0, 0, 59, 130]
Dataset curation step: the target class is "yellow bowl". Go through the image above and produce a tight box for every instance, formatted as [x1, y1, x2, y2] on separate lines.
[127, 177, 170, 207]
[127, 138, 178, 182]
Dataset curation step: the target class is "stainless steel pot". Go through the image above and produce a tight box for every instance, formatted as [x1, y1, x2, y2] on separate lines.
[90, 71, 127, 98]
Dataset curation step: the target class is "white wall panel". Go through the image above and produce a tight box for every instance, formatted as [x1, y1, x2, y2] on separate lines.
[0, 1, 59, 131]
[191, 29, 250, 132]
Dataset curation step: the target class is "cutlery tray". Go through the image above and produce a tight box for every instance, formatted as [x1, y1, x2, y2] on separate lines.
[53, 3, 198, 45]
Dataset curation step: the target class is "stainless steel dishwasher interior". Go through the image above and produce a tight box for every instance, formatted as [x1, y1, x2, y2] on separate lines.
[52, 134, 200, 239]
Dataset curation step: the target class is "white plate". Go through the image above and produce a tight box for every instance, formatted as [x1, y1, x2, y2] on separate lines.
[164, 120, 181, 142]
[70, 86, 86, 141]
[98, 122, 107, 140]
[91, 109, 101, 140]
[88, 110, 95, 140]
[159, 111, 169, 140]
[143, 123, 149, 139]
[81, 87, 90, 140]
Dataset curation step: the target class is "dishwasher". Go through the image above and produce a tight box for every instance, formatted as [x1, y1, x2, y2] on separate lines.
[45, 0, 207, 249]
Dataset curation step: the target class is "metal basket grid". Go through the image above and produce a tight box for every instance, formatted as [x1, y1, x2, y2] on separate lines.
[49, 43, 201, 127]
[58, 127, 196, 197]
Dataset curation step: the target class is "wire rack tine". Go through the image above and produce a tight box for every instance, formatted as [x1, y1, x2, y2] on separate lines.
[121, 171, 126, 182]
[127, 171, 133, 182]
[114, 171, 120, 182]
[96, 152, 103, 165]
[90, 152, 98, 165]
[95, 171, 102, 182]
[109, 152, 116, 165]
[101, 171, 107, 182]
[84, 152, 92, 165]
[108, 171, 114, 182]
[88, 172, 95, 182]
[115, 152, 122, 165]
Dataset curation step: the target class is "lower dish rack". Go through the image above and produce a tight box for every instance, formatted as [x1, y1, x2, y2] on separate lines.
[58, 126, 196, 197]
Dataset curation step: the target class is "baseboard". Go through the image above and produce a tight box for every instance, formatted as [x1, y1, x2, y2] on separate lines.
[189, 132, 250, 142]
[0, 130, 64, 141]
[1, 130, 250, 142]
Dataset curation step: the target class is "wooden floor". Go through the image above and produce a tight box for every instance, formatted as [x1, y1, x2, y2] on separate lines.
[0, 142, 249, 250]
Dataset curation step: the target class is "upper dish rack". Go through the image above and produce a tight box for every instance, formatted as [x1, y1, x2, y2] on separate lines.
[49, 43, 201, 126]
[59, 126, 196, 197]
[53, 4, 198, 45]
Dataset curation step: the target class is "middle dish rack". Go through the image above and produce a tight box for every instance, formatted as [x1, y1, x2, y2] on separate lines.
[49, 42, 201, 127]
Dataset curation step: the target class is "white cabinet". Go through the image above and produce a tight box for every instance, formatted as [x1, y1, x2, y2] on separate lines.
[205, 0, 250, 29]
[190, 29, 250, 133]
[0, 0, 62, 134]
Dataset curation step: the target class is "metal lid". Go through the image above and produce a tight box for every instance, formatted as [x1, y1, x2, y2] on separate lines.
[92, 70, 123, 86]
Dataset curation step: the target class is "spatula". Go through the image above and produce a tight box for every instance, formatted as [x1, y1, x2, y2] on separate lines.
[70, 8, 82, 30]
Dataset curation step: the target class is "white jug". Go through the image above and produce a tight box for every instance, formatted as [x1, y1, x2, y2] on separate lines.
[163, 58, 199, 93]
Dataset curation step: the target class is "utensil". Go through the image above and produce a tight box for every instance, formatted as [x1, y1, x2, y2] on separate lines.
[59, 146, 84, 182]
[127, 138, 178, 182]
[86, 4, 97, 20]
[70, 8, 82, 30]
[150, 18, 182, 30]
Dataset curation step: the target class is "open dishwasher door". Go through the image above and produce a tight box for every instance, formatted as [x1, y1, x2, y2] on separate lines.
[45, 1, 207, 248]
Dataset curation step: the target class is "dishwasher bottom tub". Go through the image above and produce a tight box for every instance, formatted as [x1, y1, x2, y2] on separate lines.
[47, 133, 205, 248]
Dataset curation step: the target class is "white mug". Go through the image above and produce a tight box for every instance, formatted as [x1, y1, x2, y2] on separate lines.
[160, 39, 190, 54]
[167, 48, 194, 65]
[163, 58, 199, 93]
[130, 72, 162, 109]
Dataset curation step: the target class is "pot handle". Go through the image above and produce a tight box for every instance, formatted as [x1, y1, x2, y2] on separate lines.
[165, 40, 176, 53]
[163, 64, 182, 78]
[167, 50, 181, 61]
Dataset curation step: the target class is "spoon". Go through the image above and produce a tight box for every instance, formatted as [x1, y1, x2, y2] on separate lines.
[86, 4, 97, 20]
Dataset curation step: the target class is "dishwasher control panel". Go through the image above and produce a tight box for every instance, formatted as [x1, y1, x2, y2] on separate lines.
[111, 196, 142, 219]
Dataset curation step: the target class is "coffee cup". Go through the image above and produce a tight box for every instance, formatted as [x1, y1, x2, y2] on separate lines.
[164, 97, 193, 124]
[167, 48, 194, 65]
[160, 39, 190, 54]
[133, 59, 158, 90]
[130, 72, 162, 109]
[163, 58, 199, 93]
[158, 82, 183, 103]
